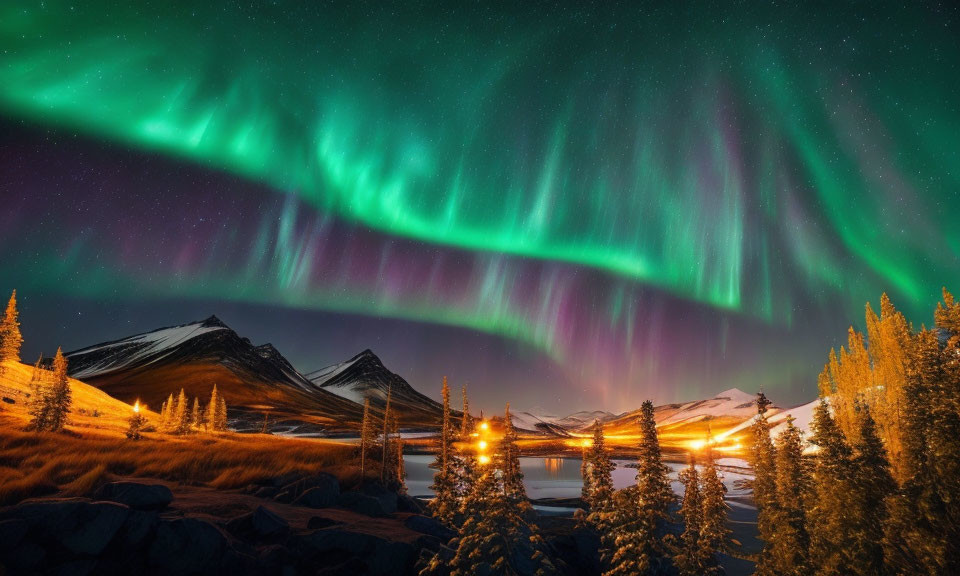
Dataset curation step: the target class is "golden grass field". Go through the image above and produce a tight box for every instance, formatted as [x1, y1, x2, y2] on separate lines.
[0, 360, 356, 506]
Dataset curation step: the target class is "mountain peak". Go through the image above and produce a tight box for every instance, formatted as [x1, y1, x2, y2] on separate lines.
[201, 315, 228, 328]
[714, 387, 756, 403]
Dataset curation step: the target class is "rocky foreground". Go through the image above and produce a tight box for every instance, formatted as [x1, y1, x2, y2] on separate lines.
[0, 477, 601, 575]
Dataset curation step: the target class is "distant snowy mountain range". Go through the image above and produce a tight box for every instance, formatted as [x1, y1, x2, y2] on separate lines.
[63, 315, 815, 437]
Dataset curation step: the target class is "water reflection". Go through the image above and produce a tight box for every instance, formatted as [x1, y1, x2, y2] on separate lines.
[543, 458, 564, 478]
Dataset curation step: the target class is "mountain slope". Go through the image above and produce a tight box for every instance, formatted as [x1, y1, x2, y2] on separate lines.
[65, 316, 363, 434]
[598, 388, 761, 436]
[306, 350, 444, 428]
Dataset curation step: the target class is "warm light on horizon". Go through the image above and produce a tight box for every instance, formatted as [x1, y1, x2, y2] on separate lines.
[478, 440, 488, 450]
[478, 454, 491, 465]
[133, 400, 140, 413]
[479, 421, 489, 431]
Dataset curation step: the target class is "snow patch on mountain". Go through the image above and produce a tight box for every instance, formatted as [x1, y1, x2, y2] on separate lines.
[68, 318, 228, 379]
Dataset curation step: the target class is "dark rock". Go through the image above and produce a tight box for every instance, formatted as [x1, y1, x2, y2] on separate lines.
[336, 491, 386, 517]
[115, 509, 159, 550]
[0, 518, 28, 553]
[94, 481, 173, 510]
[255, 485, 280, 499]
[268, 471, 308, 488]
[257, 543, 291, 572]
[2, 396, 14, 404]
[316, 557, 368, 576]
[5, 499, 130, 556]
[283, 473, 340, 505]
[359, 483, 398, 514]
[227, 505, 290, 540]
[293, 486, 338, 509]
[294, 528, 384, 558]
[397, 493, 425, 513]
[49, 558, 98, 576]
[4, 540, 46, 574]
[147, 517, 227, 574]
[404, 515, 455, 541]
[307, 516, 344, 530]
[369, 539, 417, 575]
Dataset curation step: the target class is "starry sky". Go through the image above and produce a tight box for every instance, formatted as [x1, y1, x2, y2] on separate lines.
[1, 2, 958, 414]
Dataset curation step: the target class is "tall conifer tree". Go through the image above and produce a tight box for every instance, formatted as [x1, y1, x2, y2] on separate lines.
[809, 400, 856, 574]
[770, 417, 810, 575]
[751, 391, 778, 576]
[676, 457, 703, 576]
[699, 448, 729, 575]
[0, 290, 23, 364]
[428, 377, 458, 524]
[45, 348, 71, 432]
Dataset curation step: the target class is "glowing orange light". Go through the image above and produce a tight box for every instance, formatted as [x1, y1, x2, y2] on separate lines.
[133, 400, 140, 413]
[480, 422, 489, 431]
[478, 455, 491, 465]
[478, 440, 488, 450]
[580, 438, 592, 448]
[688, 439, 706, 451]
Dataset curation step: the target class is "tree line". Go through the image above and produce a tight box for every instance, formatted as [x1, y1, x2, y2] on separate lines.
[356, 384, 406, 492]
[157, 384, 229, 434]
[751, 288, 960, 575]
[418, 378, 730, 575]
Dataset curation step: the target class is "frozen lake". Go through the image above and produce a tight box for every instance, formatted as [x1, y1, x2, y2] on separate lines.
[403, 454, 755, 505]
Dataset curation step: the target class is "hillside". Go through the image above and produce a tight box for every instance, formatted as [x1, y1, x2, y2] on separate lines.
[0, 359, 157, 434]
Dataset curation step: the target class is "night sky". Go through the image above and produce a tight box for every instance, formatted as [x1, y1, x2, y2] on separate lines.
[1, 2, 958, 414]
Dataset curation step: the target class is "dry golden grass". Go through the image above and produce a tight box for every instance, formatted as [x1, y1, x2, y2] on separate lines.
[0, 360, 357, 506]
[0, 418, 355, 505]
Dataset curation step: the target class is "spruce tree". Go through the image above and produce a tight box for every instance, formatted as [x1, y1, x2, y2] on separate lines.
[173, 388, 190, 434]
[636, 400, 674, 525]
[885, 317, 960, 574]
[580, 442, 593, 507]
[676, 457, 703, 576]
[809, 400, 856, 574]
[455, 385, 477, 511]
[190, 397, 201, 431]
[770, 417, 810, 575]
[0, 290, 23, 364]
[606, 400, 673, 575]
[28, 355, 48, 431]
[126, 400, 146, 440]
[699, 449, 729, 576]
[848, 404, 894, 576]
[159, 400, 168, 430]
[585, 419, 615, 514]
[428, 376, 458, 524]
[45, 348, 71, 432]
[216, 396, 228, 431]
[446, 451, 557, 576]
[751, 391, 778, 576]
[205, 384, 219, 432]
[500, 403, 527, 505]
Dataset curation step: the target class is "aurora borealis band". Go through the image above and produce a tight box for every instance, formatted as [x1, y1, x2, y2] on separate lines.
[1, 2, 958, 412]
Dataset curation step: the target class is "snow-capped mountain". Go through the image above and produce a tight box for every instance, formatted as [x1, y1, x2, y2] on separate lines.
[305, 350, 445, 427]
[598, 387, 761, 434]
[65, 316, 363, 433]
